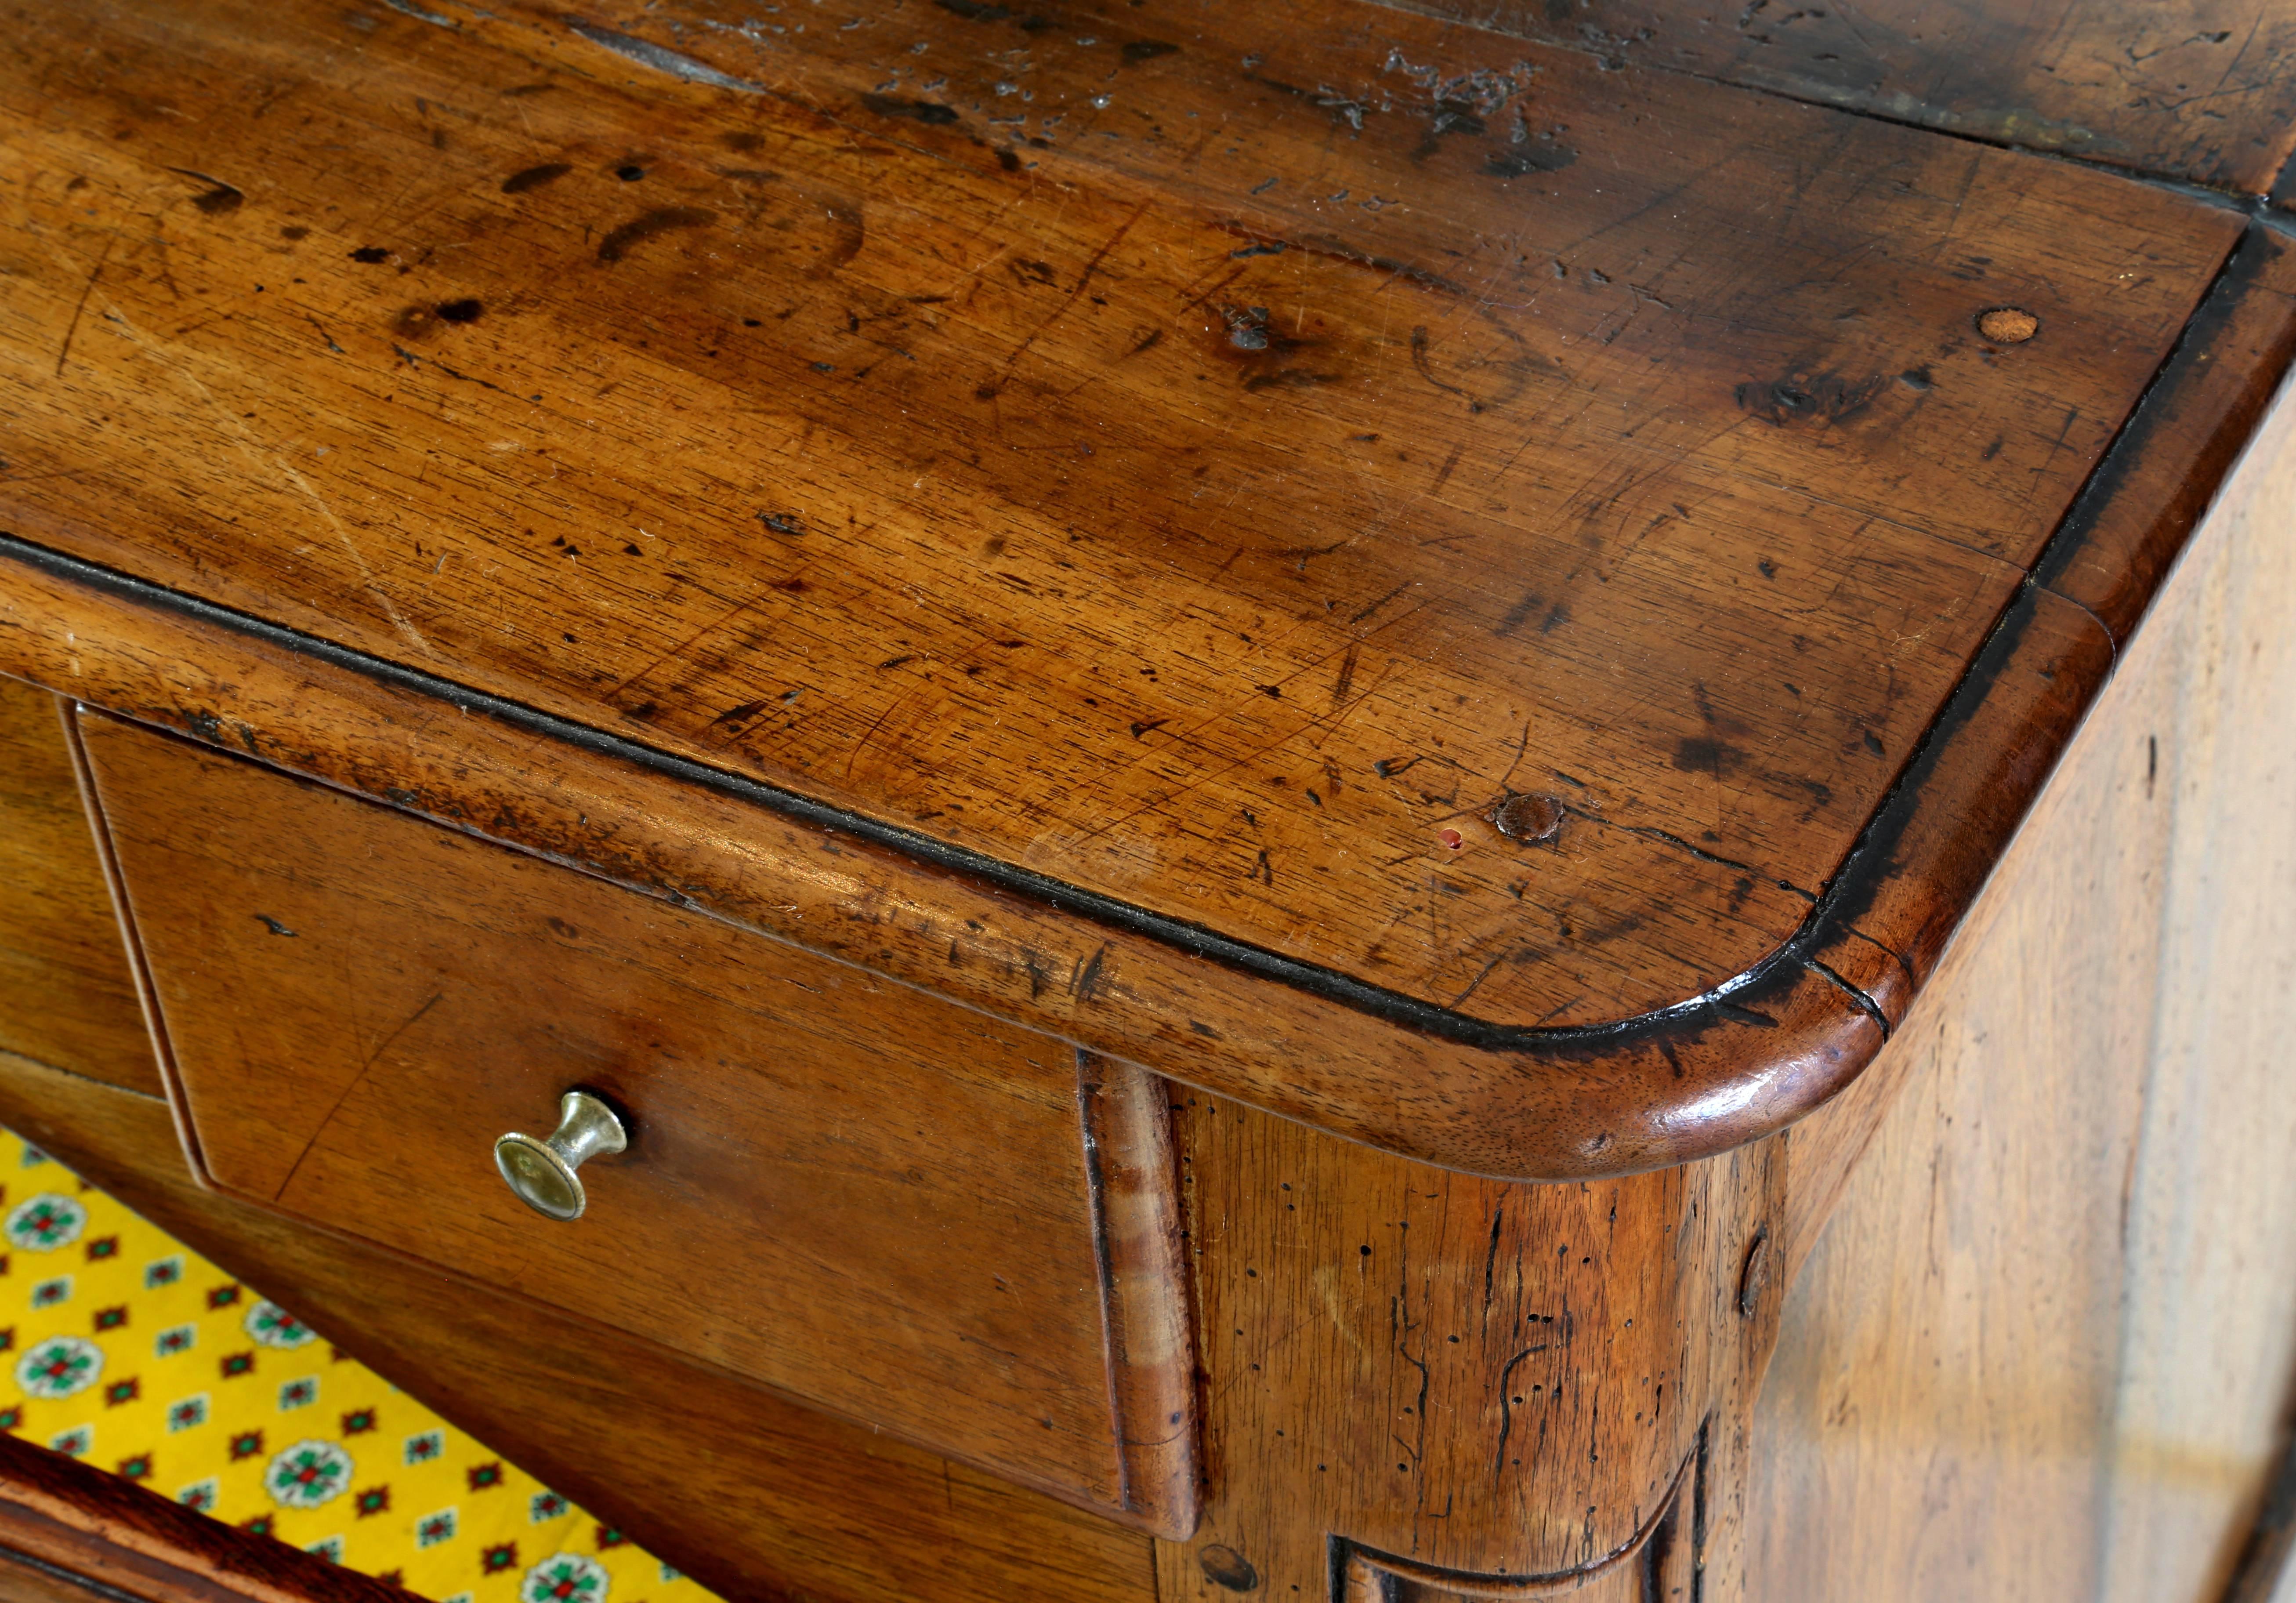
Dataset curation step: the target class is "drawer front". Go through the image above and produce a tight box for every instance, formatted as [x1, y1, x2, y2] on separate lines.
[75, 713, 1193, 1533]
[0, 676, 155, 1095]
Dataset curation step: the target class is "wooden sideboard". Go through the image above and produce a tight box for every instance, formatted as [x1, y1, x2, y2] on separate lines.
[2, 0, 2295, 1597]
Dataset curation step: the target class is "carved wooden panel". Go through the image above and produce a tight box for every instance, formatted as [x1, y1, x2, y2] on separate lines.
[1339, 1442, 1699, 1601]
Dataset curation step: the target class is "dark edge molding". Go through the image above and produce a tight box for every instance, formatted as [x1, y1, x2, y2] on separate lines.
[0, 524, 1790, 1057]
[0, 193, 2281, 1182]
[1814, 220, 2296, 991]
[2, 221, 2279, 1053]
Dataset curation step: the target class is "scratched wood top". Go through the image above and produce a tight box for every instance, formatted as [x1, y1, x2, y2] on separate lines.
[0, 0, 2252, 1035]
[1383, 0, 2296, 196]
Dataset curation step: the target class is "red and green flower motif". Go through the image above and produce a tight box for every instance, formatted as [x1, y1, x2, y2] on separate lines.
[15, 1335, 102, 1400]
[265, 1439, 354, 1510]
[5, 1195, 85, 1253]
[244, 1302, 317, 1350]
[521, 1551, 610, 1603]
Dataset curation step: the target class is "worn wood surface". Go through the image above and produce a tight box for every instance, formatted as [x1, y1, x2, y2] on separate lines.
[0, 1047, 1162, 1603]
[0, 540, 1877, 1182]
[0, 1, 2290, 1179]
[73, 711, 1196, 1537]
[1336, 1446, 1697, 1599]
[0, 676, 155, 1096]
[0, 1429, 413, 1603]
[1748, 363, 2296, 1599]
[0, 0, 2246, 1051]
[1379, 0, 2296, 194]
[10, 220, 2293, 1184]
[1150, 1093, 1779, 1596]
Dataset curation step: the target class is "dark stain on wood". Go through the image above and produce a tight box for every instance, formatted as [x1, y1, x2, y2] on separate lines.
[595, 206, 715, 264]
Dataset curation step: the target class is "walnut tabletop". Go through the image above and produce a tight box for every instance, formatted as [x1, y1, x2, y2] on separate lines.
[3, 0, 2295, 1179]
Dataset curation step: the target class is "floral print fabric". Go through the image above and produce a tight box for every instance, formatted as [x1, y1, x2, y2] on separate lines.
[0, 1128, 721, 1603]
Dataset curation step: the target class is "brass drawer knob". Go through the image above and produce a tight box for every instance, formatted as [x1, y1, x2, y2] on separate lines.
[493, 1091, 627, 1221]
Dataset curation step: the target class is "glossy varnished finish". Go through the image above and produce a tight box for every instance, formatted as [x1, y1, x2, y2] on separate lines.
[3, 0, 2296, 1595]
[8, 221, 2296, 1182]
[0, 0, 2289, 1179]
[1381, 0, 2296, 193]
[72, 713, 1197, 1537]
[0, 544, 1876, 1180]
[0, 677, 155, 1096]
[0, 0, 2245, 1052]
[0, 1048, 1160, 1602]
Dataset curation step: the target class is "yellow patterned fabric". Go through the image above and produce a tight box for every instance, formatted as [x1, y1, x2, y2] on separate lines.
[0, 1127, 722, 1603]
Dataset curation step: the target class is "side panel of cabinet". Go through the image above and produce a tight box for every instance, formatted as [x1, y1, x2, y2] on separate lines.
[1750, 370, 2296, 1599]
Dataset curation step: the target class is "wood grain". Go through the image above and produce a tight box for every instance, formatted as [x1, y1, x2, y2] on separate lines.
[0, 0, 2242, 1041]
[0, 676, 155, 1095]
[1336, 1443, 1697, 1599]
[1150, 1094, 1780, 1595]
[0, 537, 1886, 1182]
[1773, 222, 2296, 1040]
[0, 1429, 412, 1603]
[1376, 0, 2296, 193]
[0, 208, 2288, 1184]
[1083, 1053, 1202, 1535]
[73, 712, 1197, 1536]
[1747, 344, 2296, 1600]
[0, 1047, 1162, 1603]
